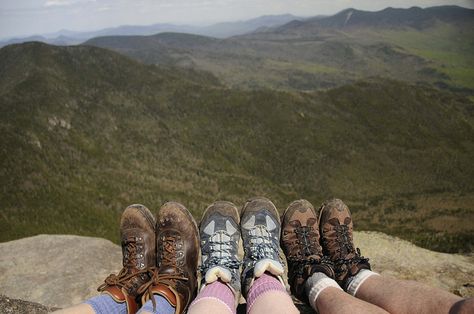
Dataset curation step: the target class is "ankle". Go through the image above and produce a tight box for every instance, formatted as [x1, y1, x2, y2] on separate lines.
[190, 281, 236, 314]
[84, 294, 127, 314]
[305, 272, 342, 310]
[246, 272, 286, 312]
[345, 269, 379, 296]
[137, 295, 175, 314]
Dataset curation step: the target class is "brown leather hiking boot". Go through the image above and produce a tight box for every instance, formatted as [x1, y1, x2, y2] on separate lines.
[318, 199, 371, 289]
[141, 202, 199, 314]
[281, 199, 334, 302]
[98, 204, 156, 314]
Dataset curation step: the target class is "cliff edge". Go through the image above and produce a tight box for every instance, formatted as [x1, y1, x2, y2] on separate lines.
[0, 232, 472, 310]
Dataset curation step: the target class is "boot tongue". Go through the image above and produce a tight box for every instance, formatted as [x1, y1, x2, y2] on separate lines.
[159, 266, 178, 275]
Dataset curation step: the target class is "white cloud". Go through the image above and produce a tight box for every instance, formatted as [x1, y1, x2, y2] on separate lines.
[44, 0, 96, 7]
[95, 5, 112, 12]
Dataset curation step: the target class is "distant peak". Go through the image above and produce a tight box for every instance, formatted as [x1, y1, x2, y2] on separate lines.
[344, 10, 354, 26]
[337, 8, 358, 15]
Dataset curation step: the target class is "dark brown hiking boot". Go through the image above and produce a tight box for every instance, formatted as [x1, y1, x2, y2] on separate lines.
[318, 199, 371, 289]
[141, 202, 199, 314]
[281, 199, 334, 302]
[98, 204, 156, 314]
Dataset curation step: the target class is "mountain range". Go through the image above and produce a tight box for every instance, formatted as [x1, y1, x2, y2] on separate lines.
[0, 14, 302, 47]
[84, 5, 474, 93]
[1, 41, 473, 252]
[272, 5, 474, 32]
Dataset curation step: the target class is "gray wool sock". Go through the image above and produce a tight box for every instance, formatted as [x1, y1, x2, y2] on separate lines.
[137, 295, 175, 314]
[84, 294, 127, 314]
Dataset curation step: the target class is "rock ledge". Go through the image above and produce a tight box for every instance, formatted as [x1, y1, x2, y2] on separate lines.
[0, 232, 472, 310]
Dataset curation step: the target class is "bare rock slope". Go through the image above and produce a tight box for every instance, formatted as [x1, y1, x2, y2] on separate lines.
[0, 235, 122, 309]
[0, 232, 472, 311]
[0, 295, 58, 314]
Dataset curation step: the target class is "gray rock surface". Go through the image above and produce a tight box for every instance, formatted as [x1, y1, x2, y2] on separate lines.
[0, 232, 472, 311]
[0, 234, 121, 309]
[0, 295, 58, 313]
[355, 232, 474, 297]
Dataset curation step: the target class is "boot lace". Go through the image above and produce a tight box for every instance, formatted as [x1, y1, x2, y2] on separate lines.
[138, 270, 188, 311]
[333, 223, 355, 257]
[293, 225, 321, 257]
[201, 230, 241, 272]
[292, 255, 333, 277]
[160, 236, 181, 269]
[329, 222, 369, 278]
[246, 225, 280, 261]
[97, 237, 150, 293]
[140, 235, 189, 311]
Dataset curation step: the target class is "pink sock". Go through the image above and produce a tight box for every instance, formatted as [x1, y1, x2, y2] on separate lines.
[189, 280, 236, 314]
[246, 272, 286, 313]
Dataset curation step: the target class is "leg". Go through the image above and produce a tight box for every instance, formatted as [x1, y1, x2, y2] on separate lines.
[55, 204, 158, 314]
[305, 272, 389, 314]
[188, 281, 236, 314]
[316, 287, 388, 314]
[53, 294, 129, 314]
[188, 201, 242, 314]
[249, 290, 298, 314]
[319, 199, 469, 314]
[188, 298, 230, 314]
[280, 199, 388, 313]
[240, 197, 298, 314]
[141, 202, 200, 314]
[61, 295, 176, 314]
[356, 275, 465, 314]
[136, 294, 176, 314]
[450, 297, 474, 314]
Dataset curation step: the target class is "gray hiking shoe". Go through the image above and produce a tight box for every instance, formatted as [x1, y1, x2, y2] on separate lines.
[199, 201, 242, 296]
[240, 197, 285, 297]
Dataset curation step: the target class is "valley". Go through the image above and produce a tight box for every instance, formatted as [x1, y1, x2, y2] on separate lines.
[0, 40, 473, 252]
[1, 6, 473, 253]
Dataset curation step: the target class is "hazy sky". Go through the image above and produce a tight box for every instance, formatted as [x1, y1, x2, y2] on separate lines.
[1, 0, 473, 39]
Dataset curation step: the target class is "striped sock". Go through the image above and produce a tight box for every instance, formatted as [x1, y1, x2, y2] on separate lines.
[84, 294, 127, 314]
[246, 272, 287, 313]
[189, 280, 236, 314]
